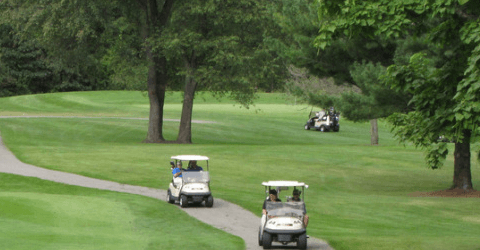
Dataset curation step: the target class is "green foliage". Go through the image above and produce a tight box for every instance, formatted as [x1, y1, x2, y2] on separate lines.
[0, 24, 53, 97]
[0, 0, 124, 94]
[100, 14, 147, 91]
[264, 0, 321, 75]
[272, 0, 405, 125]
[337, 61, 410, 121]
[152, 0, 282, 106]
[316, 0, 480, 170]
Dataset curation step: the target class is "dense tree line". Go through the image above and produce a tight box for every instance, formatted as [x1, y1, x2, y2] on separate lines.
[0, 23, 109, 97]
[0, 0, 287, 99]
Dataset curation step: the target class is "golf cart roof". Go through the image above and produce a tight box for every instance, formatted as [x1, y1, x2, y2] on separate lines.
[262, 180, 308, 188]
[171, 155, 209, 161]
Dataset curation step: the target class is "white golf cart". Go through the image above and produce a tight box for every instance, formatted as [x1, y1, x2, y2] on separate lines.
[259, 181, 309, 249]
[304, 107, 340, 132]
[166, 155, 214, 208]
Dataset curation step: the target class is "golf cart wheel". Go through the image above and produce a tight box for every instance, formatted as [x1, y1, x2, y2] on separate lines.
[262, 232, 272, 249]
[205, 195, 214, 208]
[180, 195, 188, 208]
[258, 227, 263, 246]
[297, 233, 307, 250]
[319, 126, 326, 132]
[166, 190, 174, 204]
[304, 124, 310, 130]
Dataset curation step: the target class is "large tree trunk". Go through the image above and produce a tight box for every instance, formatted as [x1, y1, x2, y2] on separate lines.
[370, 119, 379, 145]
[452, 129, 473, 190]
[176, 57, 196, 144]
[142, 0, 174, 143]
[144, 53, 167, 143]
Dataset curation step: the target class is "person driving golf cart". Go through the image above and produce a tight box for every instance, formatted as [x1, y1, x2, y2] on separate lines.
[187, 160, 203, 171]
[262, 189, 281, 215]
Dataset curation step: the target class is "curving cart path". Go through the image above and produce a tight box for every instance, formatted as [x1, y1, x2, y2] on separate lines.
[0, 134, 333, 250]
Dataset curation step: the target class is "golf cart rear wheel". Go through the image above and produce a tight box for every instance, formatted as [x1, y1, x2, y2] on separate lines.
[262, 232, 272, 249]
[297, 233, 307, 249]
[304, 124, 310, 130]
[205, 195, 214, 207]
[258, 227, 263, 246]
[320, 126, 326, 132]
[180, 195, 188, 208]
[166, 190, 174, 204]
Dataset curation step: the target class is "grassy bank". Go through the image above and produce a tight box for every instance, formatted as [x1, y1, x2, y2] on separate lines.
[0, 173, 243, 250]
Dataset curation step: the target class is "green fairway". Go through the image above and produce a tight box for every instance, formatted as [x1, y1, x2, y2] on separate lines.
[1, 91, 480, 250]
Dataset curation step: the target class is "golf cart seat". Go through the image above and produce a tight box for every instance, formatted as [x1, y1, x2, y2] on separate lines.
[172, 176, 182, 187]
[286, 196, 302, 202]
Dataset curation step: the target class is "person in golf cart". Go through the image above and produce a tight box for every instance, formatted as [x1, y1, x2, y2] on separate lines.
[172, 162, 184, 177]
[291, 189, 309, 227]
[187, 160, 203, 171]
[262, 189, 282, 215]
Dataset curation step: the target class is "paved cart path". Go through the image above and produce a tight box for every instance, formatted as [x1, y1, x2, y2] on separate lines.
[0, 135, 333, 250]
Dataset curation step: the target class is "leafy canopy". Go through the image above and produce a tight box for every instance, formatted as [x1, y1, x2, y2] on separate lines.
[315, 0, 480, 168]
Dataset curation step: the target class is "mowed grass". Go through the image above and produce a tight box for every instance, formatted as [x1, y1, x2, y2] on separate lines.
[0, 174, 243, 250]
[1, 91, 480, 250]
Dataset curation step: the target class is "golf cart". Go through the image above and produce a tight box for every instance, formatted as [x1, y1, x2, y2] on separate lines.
[259, 181, 309, 249]
[166, 155, 214, 208]
[304, 107, 340, 132]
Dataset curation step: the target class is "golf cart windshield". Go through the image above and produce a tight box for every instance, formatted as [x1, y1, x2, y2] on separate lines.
[265, 201, 305, 217]
[182, 171, 209, 183]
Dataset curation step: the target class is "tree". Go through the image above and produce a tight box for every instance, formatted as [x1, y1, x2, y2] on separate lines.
[156, 0, 283, 143]
[138, 0, 175, 143]
[340, 61, 411, 144]
[266, 0, 409, 145]
[316, 0, 480, 190]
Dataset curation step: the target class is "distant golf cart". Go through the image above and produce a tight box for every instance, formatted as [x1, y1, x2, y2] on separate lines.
[259, 181, 309, 249]
[304, 107, 340, 132]
[166, 155, 214, 208]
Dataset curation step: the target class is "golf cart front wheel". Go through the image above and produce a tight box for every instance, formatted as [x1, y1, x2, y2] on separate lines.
[205, 195, 214, 207]
[304, 124, 310, 130]
[262, 232, 272, 249]
[297, 233, 307, 249]
[166, 190, 174, 204]
[180, 195, 188, 208]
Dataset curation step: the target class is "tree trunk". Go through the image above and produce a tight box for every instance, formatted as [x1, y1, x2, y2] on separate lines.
[452, 129, 473, 190]
[144, 52, 167, 143]
[370, 119, 379, 145]
[142, 0, 174, 143]
[176, 57, 196, 144]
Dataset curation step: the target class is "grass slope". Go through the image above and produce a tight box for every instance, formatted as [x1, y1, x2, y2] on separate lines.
[1, 91, 480, 250]
[0, 174, 243, 250]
